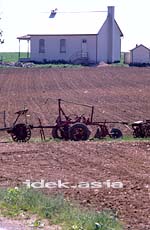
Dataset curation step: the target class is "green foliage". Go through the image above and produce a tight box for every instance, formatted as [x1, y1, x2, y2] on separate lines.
[32, 219, 42, 227]
[0, 52, 82, 68]
[38, 63, 82, 68]
[56, 206, 122, 230]
[0, 52, 27, 62]
[111, 52, 129, 67]
[0, 187, 123, 230]
[89, 136, 150, 142]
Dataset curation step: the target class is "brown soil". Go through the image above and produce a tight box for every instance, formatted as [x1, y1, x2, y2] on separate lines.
[0, 67, 149, 230]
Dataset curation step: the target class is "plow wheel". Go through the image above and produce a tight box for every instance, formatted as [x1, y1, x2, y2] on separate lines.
[110, 128, 123, 139]
[69, 123, 90, 141]
[52, 125, 69, 140]
[10, 123, 31, 142]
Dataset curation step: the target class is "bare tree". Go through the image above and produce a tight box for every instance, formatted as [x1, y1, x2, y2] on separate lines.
[0, 18, 4, 44]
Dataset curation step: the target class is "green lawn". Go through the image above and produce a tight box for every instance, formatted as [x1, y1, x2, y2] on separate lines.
[0, 52, 27, 62]
[0, 52, 125, 65]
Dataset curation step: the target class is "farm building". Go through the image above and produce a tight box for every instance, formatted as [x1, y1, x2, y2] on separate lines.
[17, 6, 123, 64]
[130, 44, 150, 65]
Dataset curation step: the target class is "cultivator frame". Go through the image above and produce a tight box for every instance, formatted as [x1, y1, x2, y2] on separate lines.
[0, 98, 149, 142]
[50, 99, 126, 141]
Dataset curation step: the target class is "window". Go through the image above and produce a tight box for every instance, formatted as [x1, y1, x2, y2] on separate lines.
[82, 39, 87, 43]
[60, 39, 66, 53]
[39, 39, 45, 53]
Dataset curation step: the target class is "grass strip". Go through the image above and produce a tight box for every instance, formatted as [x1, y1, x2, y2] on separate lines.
[0, 187, 123, 230]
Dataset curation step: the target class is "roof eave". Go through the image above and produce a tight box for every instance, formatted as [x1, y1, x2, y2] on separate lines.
[130, 44, 150, 52]
[28, 33, 97, 36]
[17, 35, 31, 40]
[114, 20, 123, 37]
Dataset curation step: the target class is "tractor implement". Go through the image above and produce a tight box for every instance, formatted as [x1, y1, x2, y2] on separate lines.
[0, 98, 149, 142]
[0, 109, 32, 142]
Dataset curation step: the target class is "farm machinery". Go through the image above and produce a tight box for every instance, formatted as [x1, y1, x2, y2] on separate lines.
[131, 120, 150, 138]
[0, 99, 149, 142]
[49, 99, 125, 141]
[0, 109, 32, 142]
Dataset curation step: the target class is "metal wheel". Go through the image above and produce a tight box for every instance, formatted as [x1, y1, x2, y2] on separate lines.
[52, 126, 69, 140]
[132, 126, 145, 138]
[69, 123, 90, 141]
[10, 123, 31, 142]
[110, 128, 123, 139]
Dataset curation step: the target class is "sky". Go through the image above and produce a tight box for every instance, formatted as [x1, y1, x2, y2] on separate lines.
[0, 0, 150, 52]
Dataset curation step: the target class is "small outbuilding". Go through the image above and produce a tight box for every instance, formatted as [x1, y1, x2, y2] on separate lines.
[130, 44, 150, 65]
[17, 6, 123, 64]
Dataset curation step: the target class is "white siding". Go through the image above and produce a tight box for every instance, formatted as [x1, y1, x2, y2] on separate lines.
[131, 46, 150, 64]
[124, 52, 131, 64]
[30, 35, 97, 63]
[113, 22, 121, 62]
[97, 19, 121, 63]
[97, 20, 108, 63]
[18, 6, 123, 64]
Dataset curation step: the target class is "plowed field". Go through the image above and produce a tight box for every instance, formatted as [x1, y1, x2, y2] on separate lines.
[0, 67, 149, 230]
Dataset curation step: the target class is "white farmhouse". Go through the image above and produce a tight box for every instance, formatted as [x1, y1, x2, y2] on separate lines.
[130, 44, 150, 65]
[17, 6, 123, 64]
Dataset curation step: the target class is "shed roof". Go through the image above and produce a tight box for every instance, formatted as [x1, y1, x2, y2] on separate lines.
[130, 44, 150, 52]
[17, 35, 31, 40]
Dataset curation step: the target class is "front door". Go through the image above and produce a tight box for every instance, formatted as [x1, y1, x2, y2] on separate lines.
[81, 39, 88, 58]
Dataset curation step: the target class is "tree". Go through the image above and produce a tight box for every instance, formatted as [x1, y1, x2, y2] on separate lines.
[0, 18, 4, 44]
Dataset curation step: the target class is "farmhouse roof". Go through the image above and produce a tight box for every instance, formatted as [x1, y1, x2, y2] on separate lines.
[130, 44, 150, 52]
[17, 6, 123, 38]
[29, 11, 108, 35]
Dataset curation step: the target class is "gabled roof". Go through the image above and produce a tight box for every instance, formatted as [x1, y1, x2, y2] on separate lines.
[17, 7, 123, 38]
[28, 11, 108, 35]
[48, 11, 107, 35]
[114, 19, 123, 37]
[130, 44, 150, 52]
